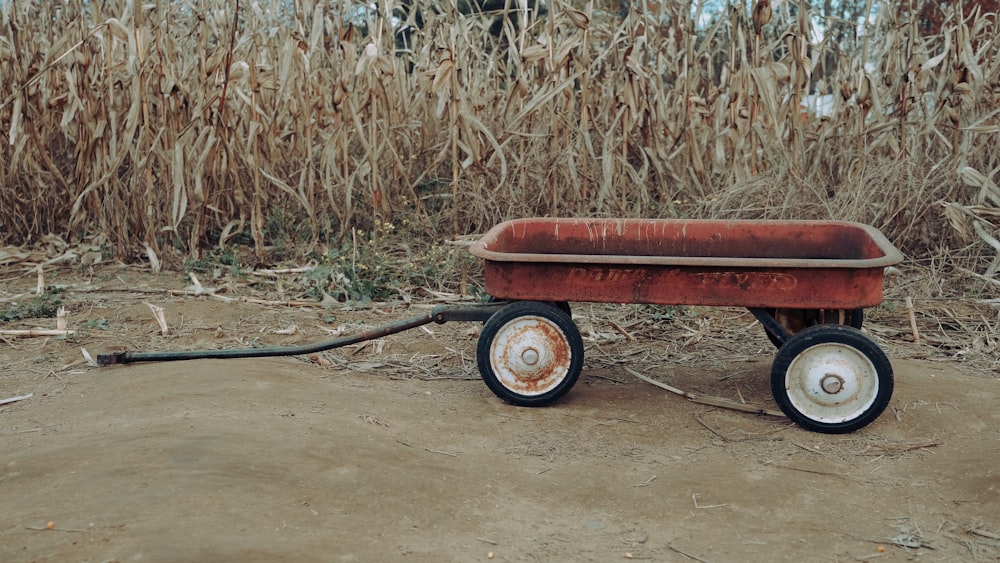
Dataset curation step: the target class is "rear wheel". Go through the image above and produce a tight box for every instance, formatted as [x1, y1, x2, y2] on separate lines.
[771, 324, 893, 434]
[477, 301, 584, 407]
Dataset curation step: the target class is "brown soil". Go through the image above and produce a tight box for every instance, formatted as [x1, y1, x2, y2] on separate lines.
[1, 267, 998, 562]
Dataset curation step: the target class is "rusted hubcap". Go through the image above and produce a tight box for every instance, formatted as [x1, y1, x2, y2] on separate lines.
[489, 316, 573, 396]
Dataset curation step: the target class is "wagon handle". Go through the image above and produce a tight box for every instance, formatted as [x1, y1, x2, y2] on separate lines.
[97, 302, 506, 366]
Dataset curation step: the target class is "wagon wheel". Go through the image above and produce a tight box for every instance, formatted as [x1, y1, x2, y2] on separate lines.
[477, 301, 584, 407]
[762, 308, 864, 348]
[771, 324, 893, 434]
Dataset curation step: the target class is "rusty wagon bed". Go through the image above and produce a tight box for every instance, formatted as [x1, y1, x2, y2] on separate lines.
[467, 218, 901, 310]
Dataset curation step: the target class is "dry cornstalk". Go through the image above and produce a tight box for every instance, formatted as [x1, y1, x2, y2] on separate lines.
[867, 441, 939, 454]
[606, 319, 634, 342]
[625, 367, 784, 417]
[905, 296, 920, 343]
[0, 393, 33, 406]
[0, 0, 996, 277]
[0, 329, 75, 337]
[144, 302, 169, 336]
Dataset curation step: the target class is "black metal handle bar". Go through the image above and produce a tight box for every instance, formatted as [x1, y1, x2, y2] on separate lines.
[97, 302, 505, 366]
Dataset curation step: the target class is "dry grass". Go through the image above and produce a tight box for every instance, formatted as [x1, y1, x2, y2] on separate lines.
[1, 0, 998, 277]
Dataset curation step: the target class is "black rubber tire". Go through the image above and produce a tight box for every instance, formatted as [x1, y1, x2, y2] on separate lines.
[771, 324, 893, 434]
[476, 301, 584, 407]
[553, 301, 572, 317]
[763, 308, 864, 348]
[485, 297, 571, 318]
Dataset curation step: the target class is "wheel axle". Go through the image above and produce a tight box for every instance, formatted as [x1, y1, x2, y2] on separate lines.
[820, 373, 845, 394]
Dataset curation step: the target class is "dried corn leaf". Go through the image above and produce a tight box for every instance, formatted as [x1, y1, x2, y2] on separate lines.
[960, 166, 1000, 207]
[562, 7, 590, 30]
[171, 142, 187, 229]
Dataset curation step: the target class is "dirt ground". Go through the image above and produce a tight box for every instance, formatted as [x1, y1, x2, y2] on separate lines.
[1, 264, 999, 562]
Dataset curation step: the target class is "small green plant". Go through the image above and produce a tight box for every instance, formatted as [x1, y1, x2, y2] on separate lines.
[880, 300, 900, 314]
[81, 318, 111, 330]
[408, 242, 471, 291]
[641, 304, 689, 322]
[0, 289, 64, 324]
[183, 247, 244, 278]
[305, 221, 401, 304]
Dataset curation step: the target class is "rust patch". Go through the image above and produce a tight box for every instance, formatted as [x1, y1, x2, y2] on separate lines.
[568, 267, 645, 283]
[498, 319, 571, 394]
[692, 271, 798, 292]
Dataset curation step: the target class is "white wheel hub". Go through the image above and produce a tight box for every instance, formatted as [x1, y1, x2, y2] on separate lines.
[784, 342, 879, 424]
[489, 316, 572, 396]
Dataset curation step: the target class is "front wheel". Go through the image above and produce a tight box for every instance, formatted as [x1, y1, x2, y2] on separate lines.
[771, 324, 893, 433]
[477, 301, 584, 407]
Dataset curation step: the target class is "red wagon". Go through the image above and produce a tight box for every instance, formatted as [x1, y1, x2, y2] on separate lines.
[469, 218, 903, 433]
[100, 218, 903, 434]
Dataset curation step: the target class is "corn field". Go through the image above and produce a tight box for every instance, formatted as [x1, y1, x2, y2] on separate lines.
[1, 0, 998, 275]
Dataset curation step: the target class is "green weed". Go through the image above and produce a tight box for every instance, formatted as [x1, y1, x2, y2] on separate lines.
[1, 289, 64, 324]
